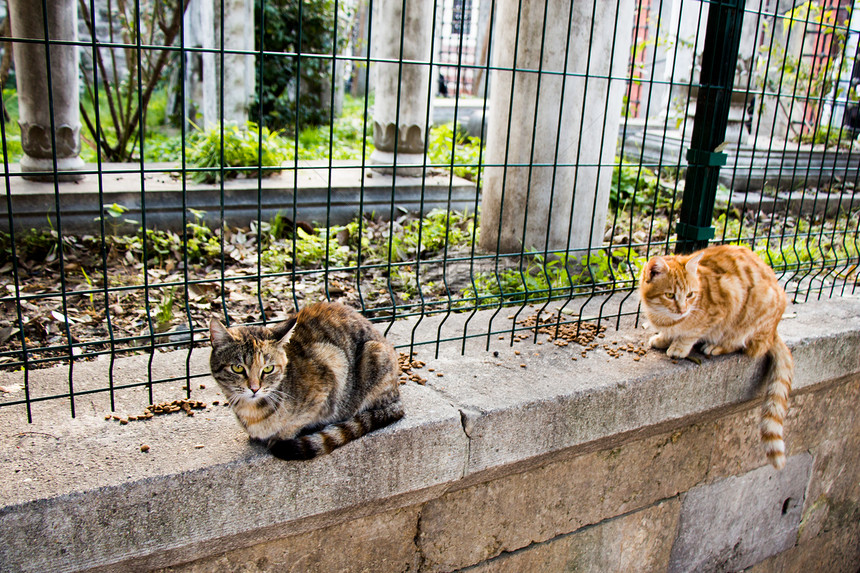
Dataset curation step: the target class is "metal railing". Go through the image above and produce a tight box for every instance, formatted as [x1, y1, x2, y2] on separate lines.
[0, 0, 858, 420]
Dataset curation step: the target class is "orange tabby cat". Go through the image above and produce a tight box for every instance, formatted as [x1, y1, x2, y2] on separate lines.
[639, 244, 793, 470]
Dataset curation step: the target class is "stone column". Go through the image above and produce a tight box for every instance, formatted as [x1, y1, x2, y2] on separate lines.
[9, 0, 85, 181]
[479, 0, 635, 254]
[184, 0, 218, 128]
[219, 0, 254, 124]
[370, 0, 433, 176]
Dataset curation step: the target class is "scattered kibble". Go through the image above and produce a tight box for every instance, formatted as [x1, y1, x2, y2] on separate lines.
[398, 352, 428, 385]
[105, 398, 208, 425]
[510, 310, 649, 362]
[140, 444, 150, 453]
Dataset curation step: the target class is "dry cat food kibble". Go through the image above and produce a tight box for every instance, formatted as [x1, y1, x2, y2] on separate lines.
[398, 352, 428, 385]
[512, 311, 648, 359]
[106, 398, 208, 424]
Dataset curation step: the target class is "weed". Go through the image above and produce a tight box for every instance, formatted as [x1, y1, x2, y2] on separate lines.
[610, 160, 670, 213]
[388, 209, 477, 262]
[463, 248, 646, 307]
[426, 123, 483, 182]
[187, 122, 289, 183]
[152, 287, 176, 332]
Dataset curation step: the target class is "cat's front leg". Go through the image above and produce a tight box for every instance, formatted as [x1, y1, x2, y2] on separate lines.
[648, 332, 671, 349]
[666, 337, 698, 359]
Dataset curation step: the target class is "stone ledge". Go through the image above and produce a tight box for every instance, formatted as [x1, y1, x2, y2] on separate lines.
[0, 295, 858, 572]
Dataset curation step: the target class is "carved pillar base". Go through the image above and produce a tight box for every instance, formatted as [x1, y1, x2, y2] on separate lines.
[369, 120, 427, 176]
[20, 156, 86, 182]
[369, 149, 426, 177]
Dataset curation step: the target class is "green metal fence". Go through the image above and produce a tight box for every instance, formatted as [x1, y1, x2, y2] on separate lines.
[0, 0, 858, 420]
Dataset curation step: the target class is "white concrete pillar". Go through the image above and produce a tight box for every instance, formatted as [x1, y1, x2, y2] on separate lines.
[219, 0, 254, 124]
[370, 0, 434, 176]
[10, 0, 85, 181]
[479, 0, 635, 254]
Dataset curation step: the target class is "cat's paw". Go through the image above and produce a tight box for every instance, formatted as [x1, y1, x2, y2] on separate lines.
[702, 343, 727, 356]
[648, 333, 670, 349]
[666, 342, 692, 359]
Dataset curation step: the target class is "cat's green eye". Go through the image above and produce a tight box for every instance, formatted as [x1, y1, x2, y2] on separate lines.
[686, 292, 695, 299]
[665, 293, 675, 300]
[262, 365, 275, 374]
[230, 364, 245, 374]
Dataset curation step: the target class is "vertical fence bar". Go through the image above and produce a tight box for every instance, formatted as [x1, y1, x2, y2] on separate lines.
[407, 0, 440, 356]
[0, 88, 32, 422]
[674, 0, 747, 254]
[87, 0, 118, 413]
[180, 0, 195, 399]
[39, 0, 78, 417]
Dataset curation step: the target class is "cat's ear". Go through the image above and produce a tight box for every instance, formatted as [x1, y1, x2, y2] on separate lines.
[643, 256, 667, 283]
[270, 318, 297, 347]
[685, 251, 704, 275]
[209, 318, 234, 348]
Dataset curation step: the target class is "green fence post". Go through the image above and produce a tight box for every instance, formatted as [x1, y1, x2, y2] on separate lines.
[674, 0, 747, 254]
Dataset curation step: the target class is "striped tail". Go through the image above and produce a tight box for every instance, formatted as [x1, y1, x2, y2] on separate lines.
[269, 396, 404, 461]
[760, 335, 793, 470]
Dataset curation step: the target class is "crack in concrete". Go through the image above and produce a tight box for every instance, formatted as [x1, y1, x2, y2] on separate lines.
[458, 407, 482, 480]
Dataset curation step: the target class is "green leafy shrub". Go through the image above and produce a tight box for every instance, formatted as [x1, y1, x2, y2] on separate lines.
[261, 225, 352, 271]
[463, 248, 646, 307]
[187, 122, 289, 183]
[387, 209, 477, 262]
[610, 161, 663, 211]
[427, 123, 483, 182]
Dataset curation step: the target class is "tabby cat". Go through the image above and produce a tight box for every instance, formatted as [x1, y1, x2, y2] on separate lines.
[639, 244, 794, 470]
[209, 301, 404, 460]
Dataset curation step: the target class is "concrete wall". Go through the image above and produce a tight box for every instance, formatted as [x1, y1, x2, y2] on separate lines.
[0, 297, 858, 572]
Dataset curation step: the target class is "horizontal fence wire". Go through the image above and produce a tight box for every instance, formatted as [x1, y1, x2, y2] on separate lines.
[0, 0, 857, 420]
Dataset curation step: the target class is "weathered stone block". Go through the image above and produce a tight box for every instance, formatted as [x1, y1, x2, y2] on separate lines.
[707, 406, 763, 480]
[159, 505, 422, 573]
[746, 521, 860, 573]
[789, 378, 860, 455]
[668, 453, 813, 573]
[799, 437, 860, 543]
[707, 375, 860, 483]
[418, 424, 710, 572]
[467, 499, 680, 573]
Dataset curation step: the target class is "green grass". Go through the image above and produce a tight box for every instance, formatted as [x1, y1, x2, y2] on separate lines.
[0, 89, 22, 162]
[463, 248, 648, 307]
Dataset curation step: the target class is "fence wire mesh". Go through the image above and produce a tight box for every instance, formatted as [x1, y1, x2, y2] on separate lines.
[0, 0, 858, 420]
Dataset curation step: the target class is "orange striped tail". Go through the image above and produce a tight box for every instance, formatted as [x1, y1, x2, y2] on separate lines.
[760, 335, 793, 470]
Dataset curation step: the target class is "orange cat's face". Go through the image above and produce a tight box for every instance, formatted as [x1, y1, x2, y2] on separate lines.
[639, 252, 702, 322]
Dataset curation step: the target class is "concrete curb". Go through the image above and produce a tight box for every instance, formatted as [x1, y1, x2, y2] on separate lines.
[0, 295, 858, 572]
